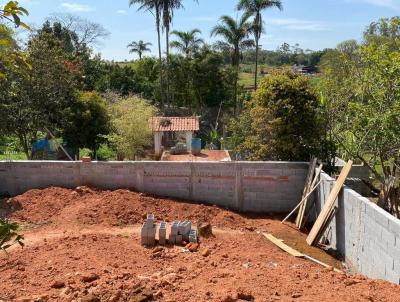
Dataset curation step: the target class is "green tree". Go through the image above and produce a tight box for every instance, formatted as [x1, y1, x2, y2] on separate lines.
[107, 97, 158, 160]
[211, 13, 254, 114]
[320, 38, 400, 216]
[364, 16, 400, 47]
[0, 23, 78, 158]
[63, 92, 111, 158]
[237, 0, 282, 89]
[232, 70, 323, 161]
[0, 1, 29, 29]
[127, 40, 152, 60]
[170, 28, 204, 57]
[167, 47, 235, 113]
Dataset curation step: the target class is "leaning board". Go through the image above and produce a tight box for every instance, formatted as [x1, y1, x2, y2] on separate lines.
[306, 160, 353, 246]
[263, 233, 304, 257]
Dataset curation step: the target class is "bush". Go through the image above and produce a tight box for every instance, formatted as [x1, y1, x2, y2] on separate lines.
[232, 69, 324, 161]
[0, 219, 24, 256]
[63, 91, 111, 157]
[107, 96, 158, 160]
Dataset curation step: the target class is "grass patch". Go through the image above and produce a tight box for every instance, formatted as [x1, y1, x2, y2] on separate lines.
[0, 152, 27, 160]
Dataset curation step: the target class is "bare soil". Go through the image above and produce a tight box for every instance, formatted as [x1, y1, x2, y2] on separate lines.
[161, 150, 231, 162]
[0, 187, 399, 302]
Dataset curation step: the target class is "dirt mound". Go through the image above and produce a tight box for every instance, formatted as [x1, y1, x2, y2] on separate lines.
[6, 187, 76, 224]
[1, 187, 399, 301]
[7, 187, 255, 229]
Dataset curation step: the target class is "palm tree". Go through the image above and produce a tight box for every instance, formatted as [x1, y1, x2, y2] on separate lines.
[127, 40, 152, 60]
[129, 0, 164, 105]
[211, 14, 254, 115]
[161, 0, 198, 104]
[237, 0, 282, 90]
[161, 0, 182, 105]
[170, 29, 204, 57]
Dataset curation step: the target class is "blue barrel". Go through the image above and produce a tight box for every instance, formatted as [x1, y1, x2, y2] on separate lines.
[191, 138, 202, 155]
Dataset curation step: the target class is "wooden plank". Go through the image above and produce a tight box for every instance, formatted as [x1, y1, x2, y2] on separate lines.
[281, 179, 322, 224]
[297, 164, 323, 229]
[303, 255, 342, 273]
[295, 158, 317, 227]
[263, 233, 343, 272]
[263, 233, 304, 257]
[306, 160, 353, 246]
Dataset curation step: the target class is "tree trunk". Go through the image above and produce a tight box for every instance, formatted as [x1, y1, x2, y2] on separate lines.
[254, 36, 259, 90]
[165, 25, 170, 107]
[233, 48, 240, 116]
[378, 176, 396, 210]
[234, 67, 239, 117]
[18, 133, 30, 160]
[156, 12, 164, 109]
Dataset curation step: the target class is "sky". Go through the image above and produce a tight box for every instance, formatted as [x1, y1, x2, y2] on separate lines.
[14, 0, 400, 60]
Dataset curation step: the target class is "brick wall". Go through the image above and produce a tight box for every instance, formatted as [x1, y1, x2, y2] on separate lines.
[317, 172, 400, 284]
[0, 161, 308, 213]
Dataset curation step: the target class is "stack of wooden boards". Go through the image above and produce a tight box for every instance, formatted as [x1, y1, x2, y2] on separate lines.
[281, 158, 353, 247]
[281, 158, 323, 227]
[295, 158, 324, 229]
[306, 160, 353, 245]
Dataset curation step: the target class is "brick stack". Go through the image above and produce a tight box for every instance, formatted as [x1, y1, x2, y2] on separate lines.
[141, 213, 156, 246]
[159, 221, 167, 245]
[168, 220, 179, 244]
[140, 214, 198, 247]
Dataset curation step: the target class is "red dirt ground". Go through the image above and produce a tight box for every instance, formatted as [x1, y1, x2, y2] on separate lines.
[161, 150, 231, 162]
[0, 187, 399, 302]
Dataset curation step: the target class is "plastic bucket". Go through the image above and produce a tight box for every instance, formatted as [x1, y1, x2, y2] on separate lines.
[191, 138, 201, 155]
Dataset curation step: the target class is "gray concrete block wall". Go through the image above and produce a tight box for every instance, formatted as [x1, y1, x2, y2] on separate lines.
[0, 160, 308, 213]
[317, 172, 400, 284]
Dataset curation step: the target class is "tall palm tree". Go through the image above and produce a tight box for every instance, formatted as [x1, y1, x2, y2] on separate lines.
[237, 0, 282, 90]
[211, 14, 254, 115]
[161, 0, 198, 104]
[129, 0, 164, 105]
[127, 40, 152, 60]
[170, 29, 204, 57]
[161, 0, 182, 105]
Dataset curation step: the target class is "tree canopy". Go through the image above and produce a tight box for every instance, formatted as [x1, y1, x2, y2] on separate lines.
[231, 70, 323, 161]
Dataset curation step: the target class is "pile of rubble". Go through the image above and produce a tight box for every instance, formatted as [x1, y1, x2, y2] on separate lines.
[141, 213, 198, 247]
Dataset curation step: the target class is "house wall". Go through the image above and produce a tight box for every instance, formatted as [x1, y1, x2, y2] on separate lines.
[316, 172, 400, 284]
[0, 161, 308, 213]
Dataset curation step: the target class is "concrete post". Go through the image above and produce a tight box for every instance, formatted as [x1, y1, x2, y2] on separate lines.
[154, 132, 162, 156]
[185, 131, 193, 152]
[136, 163, 144, 192]
[234, 163, 244, 212]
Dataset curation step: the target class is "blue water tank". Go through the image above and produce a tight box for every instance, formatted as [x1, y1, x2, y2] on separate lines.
[191, 138, 201, 155]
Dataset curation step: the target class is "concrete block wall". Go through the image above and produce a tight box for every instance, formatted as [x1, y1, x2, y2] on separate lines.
[0, 161, 308, 213]
[336, 157, 371, 196]
[317, 172, 400, 284]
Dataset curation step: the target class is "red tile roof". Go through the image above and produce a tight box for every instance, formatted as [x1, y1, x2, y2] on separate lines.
[151, 117, 200, 132]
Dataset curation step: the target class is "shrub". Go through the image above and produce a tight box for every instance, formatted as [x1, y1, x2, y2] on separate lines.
[232, 69, 324, 161]
[107, 96, 158, 160]
[0, 219, 24, 256]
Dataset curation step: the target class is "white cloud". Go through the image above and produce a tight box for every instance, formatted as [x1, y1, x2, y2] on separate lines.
[266, 18, 330, 31]
[61, 2, 93, 12]
[117, 10, 127, 14]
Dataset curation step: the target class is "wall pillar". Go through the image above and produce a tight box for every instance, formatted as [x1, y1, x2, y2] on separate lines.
[154, 132, 162, 156]
[185, 131, 193, 151]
